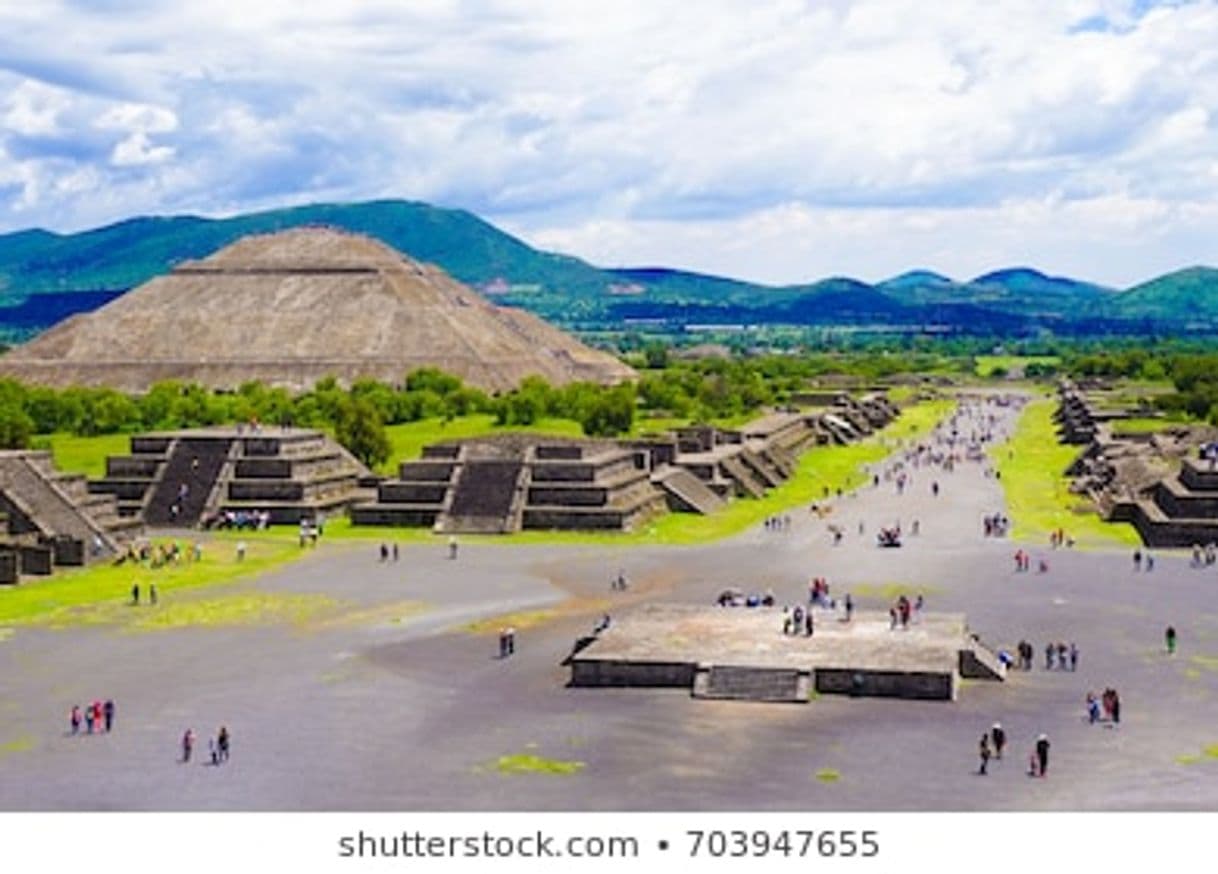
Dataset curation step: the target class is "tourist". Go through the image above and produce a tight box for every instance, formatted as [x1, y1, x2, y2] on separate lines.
[448, 536, 458, 560]
[69, 705, 81, 735]
[1087, 692, 1100, 724]
[1035, 733, 1051, 777]
[1166, 626, 1177, 655]
[103, 699, 115, 733]
[1045, 643, 1055, 670]
[218, 726, 230, 763]
[1069, 642, 1079, 672]
[392, 543, 399, 562]
[379, 543, 388, 562]
[1145, 552, 1155, 572]
[889, 607, 898, 630]
[181, 729, 195, 763]
[793, 606, 804, 635]
[1111, 691, 1121, 725]
[84, 703, 95, 734]
[209, 738, 219, 766]
[805, 610, 814, 637]
[978, 734, 991, 775]
[1056, 642, 1068, 669]
[131, 583, 140, 605]
[991, 722, 1006, 760]
[505, 627, 516, 656]
[1133, 549, 1142, 571]
[498, 628, 508, 658]
[236, 541, 246, 561]
[149, 584, 157, 606]
[844, 594, 853, 623]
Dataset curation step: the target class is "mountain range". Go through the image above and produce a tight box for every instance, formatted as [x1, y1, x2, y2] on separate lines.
[1, 199, 1215, 341]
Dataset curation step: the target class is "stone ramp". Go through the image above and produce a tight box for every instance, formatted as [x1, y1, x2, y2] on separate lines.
[959, 638, 1006, 681]
[0, 453, 118, 555]
[720, 455, 766, 498]
[693, 665, 811, 703]
[143, 438, 234, 526]
[652, 466, 726, 514]
[438, 460, 526, 533]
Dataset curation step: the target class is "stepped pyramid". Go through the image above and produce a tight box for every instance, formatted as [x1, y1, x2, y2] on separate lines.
[0, 227, 635, 392]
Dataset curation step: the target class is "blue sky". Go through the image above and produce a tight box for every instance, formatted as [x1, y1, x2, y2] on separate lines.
[0, 0, 1215, 286]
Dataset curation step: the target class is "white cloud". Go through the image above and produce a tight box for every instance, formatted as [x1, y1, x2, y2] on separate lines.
[0, 0, 1214, 284]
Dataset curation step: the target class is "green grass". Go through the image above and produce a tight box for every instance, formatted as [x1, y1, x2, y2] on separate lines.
[0, 536, 306, 627]
[993, 399, 1140, 548]
[382, 415, 583, 473]
[29, 432, 132, 479]
[974, 355, 1060, 377]
[1111, 416, 1193, 436]
[814, 768, 841, 783]
[494, 753, 584, 775]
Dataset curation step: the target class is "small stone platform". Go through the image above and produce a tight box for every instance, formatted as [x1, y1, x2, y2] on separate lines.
[568, 604, 1004, 702]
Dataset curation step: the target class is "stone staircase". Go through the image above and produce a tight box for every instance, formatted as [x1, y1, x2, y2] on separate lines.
[0, 452, 119, 556]
[437, 459, 527, 533]
[652, 466, 726, 514]
[143, 438, 234, 526]
[692, 665, 811, 703]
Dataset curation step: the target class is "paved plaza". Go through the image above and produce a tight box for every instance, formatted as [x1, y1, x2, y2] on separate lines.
[3, 396, 1218, 810]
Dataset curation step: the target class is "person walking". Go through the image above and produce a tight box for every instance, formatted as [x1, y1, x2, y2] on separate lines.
[181, 729, 195, 763]
[103, 699, 115, 733]
[149, 584, 157, 606]
[1111, 691, 1121, 725]
[217, 726, 230, 763]
[991, 722, 1006, 760]
[131, 583, 140, 605]
[1035, 734, 1051, 777]
[1166, 626, 1178, 655]
[1087, 692, 1101, 724]
[69, 705, 81, 735]
[1069, 642, 1079, 672]
[978, 734, 992, 775]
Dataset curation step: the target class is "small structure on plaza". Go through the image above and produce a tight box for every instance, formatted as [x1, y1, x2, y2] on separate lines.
[0, 450, 137, 582]
[90, 426, 370, 527]
[566, 604, 1005, 702]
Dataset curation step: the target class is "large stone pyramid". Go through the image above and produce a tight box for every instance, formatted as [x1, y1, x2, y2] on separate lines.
[0, 228, 635, 392]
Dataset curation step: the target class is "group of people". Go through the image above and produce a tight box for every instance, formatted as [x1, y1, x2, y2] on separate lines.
[763, 515, 792, 532]
[130, 582, 158, 606]
[181, 726, 231, 765]
[114, 540, 201, 568]
[1048, 528, 1074, 548]
[888, 594, 921, 629]
[716, 589, 776, 607]
[1012, 550, 1048, 573]
[982, 514, 1010, 538]
[204, 509, 271, 531]
[378, 542, 400, 562]
[782, 604, 815, 637]
[69, 700, 115, 735]
[497, 626, 517, 658]
[1190, 543, 1217, 567]
[807, 577, 833, 607]
[1044, 641, 1080, 671]
[1086, 689, 1121, 725]
[979, 726, 1051, 778]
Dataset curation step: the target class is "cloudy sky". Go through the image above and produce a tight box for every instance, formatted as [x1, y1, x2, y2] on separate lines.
[1, 0, 1215, 286]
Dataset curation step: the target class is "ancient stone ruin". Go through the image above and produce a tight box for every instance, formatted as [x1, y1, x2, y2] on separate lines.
[0, 227, 635, 392]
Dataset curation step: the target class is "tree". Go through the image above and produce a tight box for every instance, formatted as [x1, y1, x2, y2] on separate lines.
[335, 397, 391, 469]
[0, 399, 33, 448]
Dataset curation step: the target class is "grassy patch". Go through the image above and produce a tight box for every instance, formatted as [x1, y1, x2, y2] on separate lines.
[0, 536, 305, 627]
[1176, 744, 1218, 765]
[1111, 416, 1192, 436]
[974, 355, 1060, 378]
[463, 609, 558, 635]
[849, 583, 941, 603]
[0, 736, 35, 756]
[993, 399, 1141, 549]
[494, 754, 584, 775]
[30, 432, 132, 479]
[128, 592, 340, 631]
[382, 415, 583, 473]
[815, 768, 841, 783]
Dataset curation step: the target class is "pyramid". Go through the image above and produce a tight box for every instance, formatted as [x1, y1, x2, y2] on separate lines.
[0, 228, 635, 392]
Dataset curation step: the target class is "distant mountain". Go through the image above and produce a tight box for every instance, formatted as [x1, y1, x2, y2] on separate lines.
[1107, 267, 1218, 329]
[0, 199, 1215, 340]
